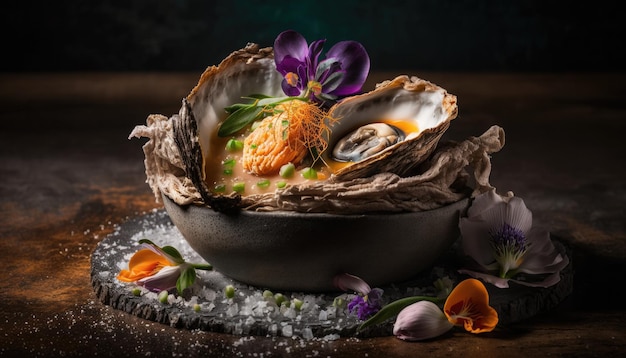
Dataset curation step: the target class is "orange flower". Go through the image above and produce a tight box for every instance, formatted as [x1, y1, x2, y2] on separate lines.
[117, 248, 174, 282]
[443, 278, 498, 333]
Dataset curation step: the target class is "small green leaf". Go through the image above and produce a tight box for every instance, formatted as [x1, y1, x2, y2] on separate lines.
[176, 266, 196, 294]
[358, 296, 442, 331]
[161, 245, 184, 263]
[218, 105, 264, 137]
[224, 103, 249, 114]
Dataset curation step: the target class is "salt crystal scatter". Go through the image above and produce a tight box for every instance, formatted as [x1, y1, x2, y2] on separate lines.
[302, 327, 314, 340]
[282, 325, 293, 337]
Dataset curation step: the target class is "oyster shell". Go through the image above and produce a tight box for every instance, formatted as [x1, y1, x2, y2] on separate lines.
[323, 75, 458, 181]
[130, 43, 505, 214]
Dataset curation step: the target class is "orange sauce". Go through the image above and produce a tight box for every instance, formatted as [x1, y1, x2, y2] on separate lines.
[203, 118, 418, 196]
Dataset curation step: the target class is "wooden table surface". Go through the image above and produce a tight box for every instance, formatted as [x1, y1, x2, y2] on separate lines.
[1, 72, 624, 357]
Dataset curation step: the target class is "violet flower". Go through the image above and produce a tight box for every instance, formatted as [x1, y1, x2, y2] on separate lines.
[348, 288, 385, 320]
[334, 273, 383, 320]
[458, 189, 569, 288]
[273, 30, 370, 103]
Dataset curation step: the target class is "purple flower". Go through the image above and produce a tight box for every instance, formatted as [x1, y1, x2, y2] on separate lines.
[273, 30, 370, 103]
[348, 288, 384, 320]
[458, 189, 569, 288]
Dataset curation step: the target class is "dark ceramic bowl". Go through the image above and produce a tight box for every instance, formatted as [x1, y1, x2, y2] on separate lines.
[163, 194, 469, 292]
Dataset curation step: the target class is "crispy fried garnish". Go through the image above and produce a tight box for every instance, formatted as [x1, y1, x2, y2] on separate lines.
[242, 100, 334, 176]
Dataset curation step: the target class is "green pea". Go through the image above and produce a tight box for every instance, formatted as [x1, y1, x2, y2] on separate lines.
[158, 290, 169, 304]
[301, 167, 318, 180]
[193, 303, 201, 312]
[279, 163, 295, 178]
[262, 290, 274, 300]
[257, 179, 270, 189]
[214, 184, 226, 193]
[131, 288, 141, 297]
[276, 181, 287, 189]
[274, 293, 286, 307]
[224, 285, 236, 299]
[222, 158, 236, 168]
[233, 182, 245, 193]
[225, 138, 243, 152]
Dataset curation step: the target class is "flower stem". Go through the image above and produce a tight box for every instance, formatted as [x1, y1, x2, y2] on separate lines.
[192, 263, 213, 271]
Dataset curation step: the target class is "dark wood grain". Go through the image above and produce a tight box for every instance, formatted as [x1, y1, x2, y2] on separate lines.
[1, 72, 625, 357]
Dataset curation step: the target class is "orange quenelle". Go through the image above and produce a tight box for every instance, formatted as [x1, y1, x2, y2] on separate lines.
[242, 100, 331, 176]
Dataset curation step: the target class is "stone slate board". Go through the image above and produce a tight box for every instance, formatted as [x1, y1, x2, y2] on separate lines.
[90, 209, 573, 338]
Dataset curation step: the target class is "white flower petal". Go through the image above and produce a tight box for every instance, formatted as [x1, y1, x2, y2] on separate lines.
[505, 196, 533, 233]
[393, 301, 454, 341]
[138, 265, 181, 291]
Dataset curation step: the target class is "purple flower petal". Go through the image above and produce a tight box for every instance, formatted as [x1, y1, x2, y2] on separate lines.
[307, 39, 326, 79]
[324, 41, 370, 96]
[333, 273, 371, 295]
[347, 288, 384, 320]
[273, 30, 309, 66]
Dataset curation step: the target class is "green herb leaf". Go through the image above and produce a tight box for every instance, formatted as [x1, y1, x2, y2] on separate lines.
[358, 296, 442, 331]
[218, 105, 264, 137]
[224, 103, 249, 114]
[176, 266, 196, 294]
[256, 96, 292, 107]
[161, 245, 185, 264]
[245, 94, 273, 100]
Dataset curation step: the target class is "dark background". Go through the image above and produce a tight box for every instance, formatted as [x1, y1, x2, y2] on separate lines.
[2, 0, 624, 73]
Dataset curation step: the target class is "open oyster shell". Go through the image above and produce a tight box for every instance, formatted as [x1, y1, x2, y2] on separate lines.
[129, 43, 505, 214]
[324, 75, 458, 181]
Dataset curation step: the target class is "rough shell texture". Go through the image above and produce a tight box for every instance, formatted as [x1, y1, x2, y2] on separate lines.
[130, 43, 505, 214]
